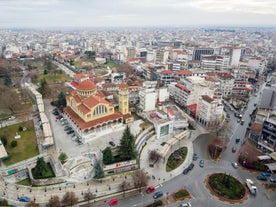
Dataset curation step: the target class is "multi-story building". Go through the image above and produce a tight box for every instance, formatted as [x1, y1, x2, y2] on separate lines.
[138, 81, 157, 112]
[258, 113, 276, 153]
[193, 48, 214, 61]
[232, 78, 251, 97]
[216, 72, 235, 97]
[220, 46, 241, 68]
[200, 55, 229, 71]
[159, 70, 175, 85]
[196, 95, 224, 127]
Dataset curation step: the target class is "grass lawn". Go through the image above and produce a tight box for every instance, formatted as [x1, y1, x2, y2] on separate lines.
[17, 178, 31, 186]
[174, 189, 190, 198]
[33, 71, 71, 85]
[208, 173, 245, 200]
[0, 120, 39, 166]
[166, 147, 188, 172]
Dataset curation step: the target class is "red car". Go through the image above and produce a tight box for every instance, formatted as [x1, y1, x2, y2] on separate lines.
[146, 185, 155, 193]
[108, 198, 118, 206]
[232, 146, 236, 153]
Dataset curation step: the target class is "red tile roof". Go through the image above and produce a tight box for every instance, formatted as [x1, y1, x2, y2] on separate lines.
[162, 70, 173, 74]
[175, 70, 192, 75]
[217, 73, 234, 79]
[187, 104, 197, 115]
[64, 107, 123, 130]
[77, 79, 97, 91]
[202, 95, 214, 103]
[83, 96, 110, 108]
[77, 104, 90, 115]
[175, 84, 190, 93]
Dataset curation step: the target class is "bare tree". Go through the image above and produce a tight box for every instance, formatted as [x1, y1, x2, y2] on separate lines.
[0, 86, 21, 115]
[148, 150, 162, 166]
[83, 189, 95, 204]
[46, 196, 61, 207]
[25, 201, 39, 207]
[132, 169, 150, 191]
[62, 192, 78, 207]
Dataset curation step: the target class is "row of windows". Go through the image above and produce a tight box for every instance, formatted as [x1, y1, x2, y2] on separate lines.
[93, 105, 107, 116]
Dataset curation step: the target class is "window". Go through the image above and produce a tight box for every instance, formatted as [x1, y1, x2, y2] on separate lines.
[93, 105, 107, 116]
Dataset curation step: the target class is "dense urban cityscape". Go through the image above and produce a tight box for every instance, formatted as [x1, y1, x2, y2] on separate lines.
[0, 1, 276, 207]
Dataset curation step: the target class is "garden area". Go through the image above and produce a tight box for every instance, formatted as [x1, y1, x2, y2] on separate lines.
[173, 189, 191, 201]
[208, 173, 246, 200]
[0, 120, 39, 165]
[166, 147, 187, 172]
[31, 157, 56, 179]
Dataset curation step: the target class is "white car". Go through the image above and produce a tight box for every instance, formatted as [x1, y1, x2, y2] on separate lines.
[232, 162, 238, 169]
[180, 202, 192, 207]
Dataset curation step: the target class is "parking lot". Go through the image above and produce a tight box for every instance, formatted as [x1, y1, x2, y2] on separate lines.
[49, 108, 143, 158]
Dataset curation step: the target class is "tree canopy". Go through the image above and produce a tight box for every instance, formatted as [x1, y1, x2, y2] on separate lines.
[32, 157, 47, 177]
[93, 159, 104, 179]
[62, 192, 78, 207]
[102, 147, 114, 165]
[118, 125, 136, 161]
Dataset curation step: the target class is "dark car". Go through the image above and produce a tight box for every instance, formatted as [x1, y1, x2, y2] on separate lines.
[18, 196, 31, 202]
[257, 175, 268, 181]
[64, 126, 72, 131]
[153, 191, 163, 199]
[183, 168, 189, 175]
[270, 177, 276, 183]
[262, 172, 272, 177]
[109, 141, 116, 147]
[193, 153, 198, 161]
[188, 163, 194, 171]
[199, 160, 204, 168]
[67, 130, 74, 134]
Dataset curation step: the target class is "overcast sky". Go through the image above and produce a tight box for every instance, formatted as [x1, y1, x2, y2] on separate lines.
[0, 0, 275, 28]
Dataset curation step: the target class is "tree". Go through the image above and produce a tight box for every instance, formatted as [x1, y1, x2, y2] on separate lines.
[93, 159, 104, 179]
[58, 152, 68, 164]
[25, 201, 39, 207]
[37, 79, 47, 97]
[0, 86, 21, 115]
[4, 73, 12, 86]
[148, 150, 162, 165]
[132, 169, 150, 191]
[46, 196, 61, 207]
[0, 135, 7, 146]
[10, 140, 17, 148]
[62, 192, 78, 207]
[118, 126, 136, 161]
[83, 189, 95, 204]
[84, 51, 95, 59]
[102, 147, 114, 165]
[32, 157, 47, 177]
[56, 92, 66, 109]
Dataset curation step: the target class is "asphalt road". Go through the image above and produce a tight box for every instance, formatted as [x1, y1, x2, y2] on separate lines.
[96, 83, 275, 207]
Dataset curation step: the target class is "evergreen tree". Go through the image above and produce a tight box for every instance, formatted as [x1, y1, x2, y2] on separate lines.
[33, 157, 47, 177]
[37, 79, 47, 97]
[4, 73, 12, 86]
[0, 135, 7, 146]
[102, 147, 114, 165]
[93, 159, 104, 179]
[56, 92, 66, 108]
[118, 125, 136, 161]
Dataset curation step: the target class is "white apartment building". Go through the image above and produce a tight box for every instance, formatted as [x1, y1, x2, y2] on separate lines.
[138, 81, 157, 112]
[216, 73, 235, 96]
[196, 95, 224, 127]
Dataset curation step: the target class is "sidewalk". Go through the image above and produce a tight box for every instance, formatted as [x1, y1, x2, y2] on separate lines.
[140, 125, 207, 187]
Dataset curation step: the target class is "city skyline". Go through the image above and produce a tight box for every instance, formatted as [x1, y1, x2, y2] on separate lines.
[0, 0, 276, 28]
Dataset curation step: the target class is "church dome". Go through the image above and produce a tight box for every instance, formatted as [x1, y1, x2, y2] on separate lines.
[77, 79, 97, 91]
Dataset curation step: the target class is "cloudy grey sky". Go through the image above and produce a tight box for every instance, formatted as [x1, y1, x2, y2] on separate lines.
[0, 0, 275, 28]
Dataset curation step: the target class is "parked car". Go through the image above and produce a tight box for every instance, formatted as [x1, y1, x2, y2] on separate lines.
[180, 202, 192, 207]
[183, 168, 189, 175]
[232, 146, 236, 153]
[199, 160, 204, 168]
[18, 196, 31, 202]
[262, 172, 272, 177]
[240, 120, 245, 125]
[109, 141, 116, 147]
[153, 191, 163, 199]
[108, 198, 118, 206]
[269, 177, 276, 183]
[232, 162, 238, 169]
[146, 185, 155, 193]
[188, 163, 194, 171]
[67, 130, 74, 134]
[72, 135, 79, 141]
[193, 153, 198, 161]
[64, 126, 71, 131]
[235, 137, 240, 143]
[257, 175, 268, 181]
[77, 140, 84, 145]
